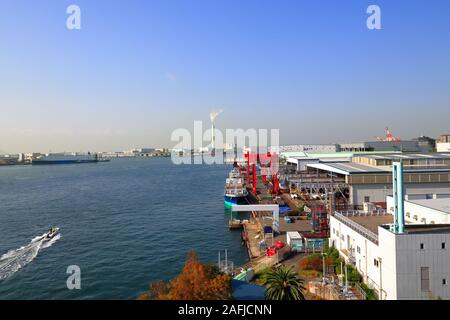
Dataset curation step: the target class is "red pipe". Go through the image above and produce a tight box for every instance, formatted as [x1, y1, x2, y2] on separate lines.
[261, 164, 267, 183]
[252, 163, 257, 194]
[245, 152, 250, 184]
[273, 174, 279, 194]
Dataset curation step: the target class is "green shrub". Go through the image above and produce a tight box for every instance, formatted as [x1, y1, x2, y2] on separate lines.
[254, 267, 272, 285]
[360, 282, 378, 300]
[335, 263, 362, 282]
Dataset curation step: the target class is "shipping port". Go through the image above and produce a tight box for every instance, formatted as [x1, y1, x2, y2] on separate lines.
[226, 136, 450, 300]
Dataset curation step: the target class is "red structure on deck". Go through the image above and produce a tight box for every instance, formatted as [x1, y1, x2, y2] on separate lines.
[244, 150, 280, 195]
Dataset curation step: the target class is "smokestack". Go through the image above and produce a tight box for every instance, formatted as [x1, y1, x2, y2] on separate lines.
[211, 122, 215, 150]
[209, 109, 223, 152]
[392, 161, 405, 233]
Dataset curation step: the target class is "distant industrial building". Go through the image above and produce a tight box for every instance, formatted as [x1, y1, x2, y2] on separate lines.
[279, 144, 340, 153]
[439, 134, 450, 143]
[125, 148, 156, 157]
[437, 143, 450, 152]
[413, 136, 436, 153]
[437, 134, 450, 152]
[280, 140, 422, 153]
[339, 140, 420, 152]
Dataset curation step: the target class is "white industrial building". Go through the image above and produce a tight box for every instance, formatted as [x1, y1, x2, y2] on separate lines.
[437, 143, 450, 152]
[437, 134, 450, 152]
[330, 162, 450, 300]
[330, 213, 450, 300]
[386, 196, 450, 224]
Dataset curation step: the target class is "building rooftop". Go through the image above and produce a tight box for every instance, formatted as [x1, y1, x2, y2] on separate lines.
[281, 150, 402, 159]
[347, 215, 394, 234]
[307, 162, 387, 175]
[307, 162, 450, 175]
[381, 224, 450, 234]
[356, 153, 450, 160]
[408, 198, 450, 214]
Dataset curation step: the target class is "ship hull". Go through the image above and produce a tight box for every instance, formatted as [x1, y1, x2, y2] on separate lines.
[32, 160, 99, 165]
[224, 195, 247, 208]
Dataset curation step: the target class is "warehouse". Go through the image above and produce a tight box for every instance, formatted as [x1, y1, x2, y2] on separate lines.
[306, 153, 450, 209]
[281, 151, 400, 172]
[339, 140, 420, 152]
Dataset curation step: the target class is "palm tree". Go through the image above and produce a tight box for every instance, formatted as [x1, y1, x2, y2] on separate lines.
[265, 265, 305, 300]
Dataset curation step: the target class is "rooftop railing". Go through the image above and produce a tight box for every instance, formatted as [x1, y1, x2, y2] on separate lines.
[334, 212, 379, 244]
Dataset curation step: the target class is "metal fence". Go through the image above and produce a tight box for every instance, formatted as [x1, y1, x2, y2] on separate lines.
[334, 212, 379, 244]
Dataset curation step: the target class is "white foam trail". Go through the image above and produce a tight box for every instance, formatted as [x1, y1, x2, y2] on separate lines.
[0, 233, 61, 281]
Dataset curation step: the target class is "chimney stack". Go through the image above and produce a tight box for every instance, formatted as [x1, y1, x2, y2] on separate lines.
[392, 161, 405, 233]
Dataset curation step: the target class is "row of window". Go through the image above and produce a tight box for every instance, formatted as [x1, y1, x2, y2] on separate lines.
[333, 229, 447, 251]
[420, 242, 446, 250]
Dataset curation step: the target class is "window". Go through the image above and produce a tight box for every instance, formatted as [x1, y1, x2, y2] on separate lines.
[421, 267, 430, 292]
[374, 259, 379, 267]
[357, 246, 361, 254]
[442, 242, 446, 249]
[364, 196, 370, 203]
[420, 243, 424, 250]
[333, 228, 335, 235]
[443, 279, 447, 286]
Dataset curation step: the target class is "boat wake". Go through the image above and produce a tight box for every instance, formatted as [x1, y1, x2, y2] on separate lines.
[0, 233, 61, 281]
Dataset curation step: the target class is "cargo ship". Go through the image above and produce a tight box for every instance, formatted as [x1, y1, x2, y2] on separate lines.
[32, 152, 100, 165]
[224, 167, 248, 208]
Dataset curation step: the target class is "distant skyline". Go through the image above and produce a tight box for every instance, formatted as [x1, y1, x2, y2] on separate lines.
[1, 0, 450, 153]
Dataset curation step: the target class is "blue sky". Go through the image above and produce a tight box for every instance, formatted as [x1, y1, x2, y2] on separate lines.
[1, 0, 450, 152]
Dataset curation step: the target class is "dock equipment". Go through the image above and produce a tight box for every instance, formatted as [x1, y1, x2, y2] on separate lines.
[232, 204, 280, 234]
[244, 151, 281, 195]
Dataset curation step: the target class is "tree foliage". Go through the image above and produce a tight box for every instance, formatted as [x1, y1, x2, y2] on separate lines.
[298, 253, 334, 272]
[265, 265, 305, 300]
[138, 250, 232, 300]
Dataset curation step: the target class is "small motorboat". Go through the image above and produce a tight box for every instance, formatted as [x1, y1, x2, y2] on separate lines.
[45, 227, 60, 240]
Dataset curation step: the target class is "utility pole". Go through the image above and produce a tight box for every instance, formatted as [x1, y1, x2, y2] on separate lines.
[225, 249, 228, 274]
[345, 265, 348, 294]
[322, 253, 326, 285]
[378, 257, 383, 300]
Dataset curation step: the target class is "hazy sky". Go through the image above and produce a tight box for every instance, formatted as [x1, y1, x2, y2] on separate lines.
[1, 0, 450, 153]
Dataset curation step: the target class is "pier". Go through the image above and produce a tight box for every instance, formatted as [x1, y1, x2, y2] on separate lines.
[232, 151, 330, 274]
